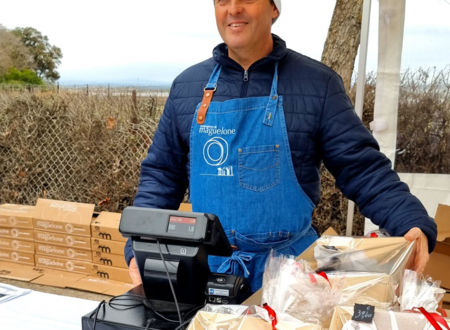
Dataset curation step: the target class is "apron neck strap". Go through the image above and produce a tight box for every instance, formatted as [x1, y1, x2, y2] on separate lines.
[263, 63, 279, 127]
[197, 64, 221, 125]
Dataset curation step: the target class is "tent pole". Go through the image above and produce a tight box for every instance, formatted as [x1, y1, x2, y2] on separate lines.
[346, 0, 372, 236]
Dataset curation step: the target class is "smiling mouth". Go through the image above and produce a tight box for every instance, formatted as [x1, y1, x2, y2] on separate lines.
[228, 23, 247, 28]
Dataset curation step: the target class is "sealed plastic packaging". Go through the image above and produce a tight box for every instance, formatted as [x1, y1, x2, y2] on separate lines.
[399, 269, 445, 312]
[262, 252, 342, 325]
[187, 304, 321, 330]
[329, 305, 450, 330]
[308, 235, 415, 284]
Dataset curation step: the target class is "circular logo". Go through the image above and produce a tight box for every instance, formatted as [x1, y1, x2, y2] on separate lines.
[203, 137, 228, 166]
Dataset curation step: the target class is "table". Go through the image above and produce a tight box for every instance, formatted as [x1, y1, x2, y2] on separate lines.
[0, 285, 100, 330]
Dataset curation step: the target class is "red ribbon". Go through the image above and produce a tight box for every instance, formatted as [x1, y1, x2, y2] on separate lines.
[263, 303, 278, 330]
[413, 307, 450, 330]
[316, 271, 332, 286]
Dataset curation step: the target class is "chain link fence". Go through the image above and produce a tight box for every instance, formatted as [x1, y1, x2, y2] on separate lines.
[0, 88, 165, 212]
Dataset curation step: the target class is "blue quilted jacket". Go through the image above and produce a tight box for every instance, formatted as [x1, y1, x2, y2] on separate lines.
[125, 35, 437, 264]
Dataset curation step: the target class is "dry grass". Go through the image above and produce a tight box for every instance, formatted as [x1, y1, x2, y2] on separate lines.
[1, 67, 448, 234]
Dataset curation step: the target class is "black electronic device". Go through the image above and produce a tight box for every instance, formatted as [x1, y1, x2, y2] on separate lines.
[206, 273, 251, 305]
[119, 207, 240, 311]
[82, 207, 251, 330]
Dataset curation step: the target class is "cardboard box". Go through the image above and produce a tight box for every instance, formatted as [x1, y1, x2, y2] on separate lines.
[0, 249, 34, 265]
[35, 254, 92, 274]
[188, 311, 321, 330]
[91, 211, 127, 242]
[425, 203, 450, 304]
[0, 204, 35, 228]
[36, 243, 92, 261]
[34, 230, 91, 250]
[91, 237, 126, 255]
[0, 261, 44, 281]
[244, 229, 408, 307]
[33, 199, 95, 237]
[329, 305, 450, 330]
[92, 251, 127, 268]
[91, 264, 132, 284]
[178, 203, 192, 212]
[0, 227, 34, 241]
[0, 237, 34, 253]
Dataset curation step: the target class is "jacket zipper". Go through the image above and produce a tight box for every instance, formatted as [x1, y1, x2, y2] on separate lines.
[241, 70, 249, 97]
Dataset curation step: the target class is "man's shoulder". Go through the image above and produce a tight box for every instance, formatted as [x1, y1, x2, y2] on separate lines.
[282, 48, 337, 81]
[173, 58, 216, 86]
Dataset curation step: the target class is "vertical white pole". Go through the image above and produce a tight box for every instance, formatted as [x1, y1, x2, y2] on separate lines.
[346, 0, 372, 236]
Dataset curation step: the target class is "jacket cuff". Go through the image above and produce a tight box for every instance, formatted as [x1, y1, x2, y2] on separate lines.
[124, 238, 134, 266]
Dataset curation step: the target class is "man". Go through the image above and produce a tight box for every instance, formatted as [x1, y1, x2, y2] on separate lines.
[125, 0, 437, 291]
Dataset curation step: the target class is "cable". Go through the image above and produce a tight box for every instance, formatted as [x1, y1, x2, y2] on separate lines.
[89, 299, 106, 330]
[156, 239, 183, 327]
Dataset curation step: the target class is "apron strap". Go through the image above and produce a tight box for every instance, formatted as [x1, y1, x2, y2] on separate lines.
[197, 64, 221, 125]
[217, 251, 254, 278]
[263, 63, 279, 127]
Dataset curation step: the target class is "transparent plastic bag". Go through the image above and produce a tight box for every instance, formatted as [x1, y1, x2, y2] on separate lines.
[187, 304, 321, 330]
[399, 269, 445, 312]
[310, 235, 415, 284]
[262, 251, 343, 326]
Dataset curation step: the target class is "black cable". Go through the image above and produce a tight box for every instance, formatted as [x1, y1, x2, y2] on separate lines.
[90, 299, 106, 330]
[156, 239, 183, 327]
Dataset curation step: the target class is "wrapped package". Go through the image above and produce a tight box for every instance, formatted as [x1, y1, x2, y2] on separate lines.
[187, 304, 321, 330]
[262, 252, 343, 326]
[400, 269, 446, 312]
[330, 305, 450, 330]
[244, 234, 414, 310]
[308, 235, 414, 284]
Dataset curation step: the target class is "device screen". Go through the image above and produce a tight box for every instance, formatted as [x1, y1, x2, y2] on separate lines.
[167, 216, 196, 237]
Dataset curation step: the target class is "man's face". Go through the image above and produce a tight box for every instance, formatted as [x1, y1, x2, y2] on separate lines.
[215, 0, 279, 56]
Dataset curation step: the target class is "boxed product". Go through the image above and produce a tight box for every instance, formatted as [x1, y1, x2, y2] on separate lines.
[34, 230, 91, 250]
[35, 254, 92, 274]
[244, 232, 412, 308]
[33, 199, 95, 237]
[0, 237, 34, 253]
[0, 204, 35, 228]
[35, 243, 92, 261]
[92, 251, 127, 268]
[188, 305, 321, 330]
[329, 305, 450, 330]
[0, 227, 34, 241]
[0, 249, 34, 265]
[91, 237, 126, 255]
[425, 203, 450, 304]
[91, 264, 132, 283]
[91, 211, 126, 242]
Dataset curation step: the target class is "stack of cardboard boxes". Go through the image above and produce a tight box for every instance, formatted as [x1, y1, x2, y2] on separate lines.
[0, 204, 35, 265]
[33, 199, 95, 274]
[90, 212, 131, 283]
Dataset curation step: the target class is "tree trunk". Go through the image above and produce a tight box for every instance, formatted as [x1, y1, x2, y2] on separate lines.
[321, 0, 364, 91]
[313, 0, 365, 236]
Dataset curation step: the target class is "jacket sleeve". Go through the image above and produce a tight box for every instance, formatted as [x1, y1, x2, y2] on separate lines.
[124, 87, 189, 265]
[319, 73, 437, 252]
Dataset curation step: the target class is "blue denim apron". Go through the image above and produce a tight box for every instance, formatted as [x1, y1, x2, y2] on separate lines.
[189, 63, 317, 291]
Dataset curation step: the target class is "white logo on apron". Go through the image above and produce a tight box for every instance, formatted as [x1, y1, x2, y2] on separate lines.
[203, 137, 228, 166]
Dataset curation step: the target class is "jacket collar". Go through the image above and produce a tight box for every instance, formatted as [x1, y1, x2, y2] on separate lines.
[212, 34, 288, 71]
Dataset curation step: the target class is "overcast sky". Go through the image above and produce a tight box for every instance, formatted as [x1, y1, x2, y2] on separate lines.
[1, 0, 449, 85]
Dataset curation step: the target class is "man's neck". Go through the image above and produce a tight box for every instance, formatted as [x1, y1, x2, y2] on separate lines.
[227, 38, 274, 70]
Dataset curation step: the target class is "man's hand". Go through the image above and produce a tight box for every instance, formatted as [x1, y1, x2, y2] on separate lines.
[404, 227, 430, 274]
[128, 257, 142, 286]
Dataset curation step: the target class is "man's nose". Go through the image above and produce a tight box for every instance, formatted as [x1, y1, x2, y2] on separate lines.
[228, 0, 244, 16]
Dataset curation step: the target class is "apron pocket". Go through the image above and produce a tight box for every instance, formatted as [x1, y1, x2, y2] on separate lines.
[238, 145, 280, 192]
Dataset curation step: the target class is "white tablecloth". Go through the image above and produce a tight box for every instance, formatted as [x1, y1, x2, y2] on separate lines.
[0, 288, 100, 330]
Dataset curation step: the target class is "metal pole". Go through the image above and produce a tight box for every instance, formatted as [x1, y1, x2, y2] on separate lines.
[346, 0, 372, 236]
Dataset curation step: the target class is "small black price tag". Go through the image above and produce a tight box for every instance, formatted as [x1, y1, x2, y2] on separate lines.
[352, 303, 375, 323]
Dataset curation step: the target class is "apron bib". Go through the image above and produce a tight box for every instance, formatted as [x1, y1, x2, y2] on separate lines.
[189, 63, 317, 291]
